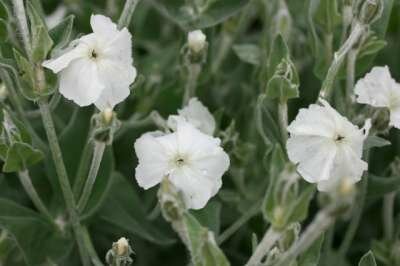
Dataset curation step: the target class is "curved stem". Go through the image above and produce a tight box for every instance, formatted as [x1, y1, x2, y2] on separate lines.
[77, 142, 106, 213]
[18, 170, 54, 225]
[278, 101, 288, 144]
[338, 172, 369, 256]
[346, 48, 358, 105]
[82, 226, 104, 266]
[118, 0, 141, 29]
[274, 209, 335, 266]
[245, 227, 282, 266]
[38, 98, 90, 266]
[319, 22, 365, 99]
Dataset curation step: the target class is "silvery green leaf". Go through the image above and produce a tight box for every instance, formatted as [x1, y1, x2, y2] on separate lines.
[233, 44, 261, 65]
[2, 142, 44, 172]
[49, 15, 75, 52]
[358, 251, 377, 266]
[298, 234, 324, 266]
[367, 175, 400, 198]
[364, 135, 391, 150]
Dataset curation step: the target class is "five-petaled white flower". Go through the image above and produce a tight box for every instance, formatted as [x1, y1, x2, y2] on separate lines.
[355, 66, 400, 129]
[187, 30, 206, 53]
[43, 14, 136, 110]
[286, 99, 370, 191]
[134, 121, 229, 209]
[167, 97, 216, 135]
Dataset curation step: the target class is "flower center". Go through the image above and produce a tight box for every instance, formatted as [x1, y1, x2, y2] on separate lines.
[89, 49, 99, 60]
[176, 157, 185, 166]
[335, 134, 345, 142]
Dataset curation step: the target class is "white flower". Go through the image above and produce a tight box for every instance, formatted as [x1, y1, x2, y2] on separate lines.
[286, 99, 370, 191]
[134, 121, 230, 209]
[167, 97, 216, 135]
[43, 14, 136, 110]
[355, 66, 400, 129]
[188, 30, 206, 53]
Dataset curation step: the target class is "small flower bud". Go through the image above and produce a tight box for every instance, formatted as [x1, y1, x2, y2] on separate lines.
[115, 237, 129, 256]
[358, 0, 384, 24]
[188, 30, 206, 54]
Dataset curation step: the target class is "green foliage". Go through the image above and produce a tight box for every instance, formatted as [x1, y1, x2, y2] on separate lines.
[358, 251, 377, 266]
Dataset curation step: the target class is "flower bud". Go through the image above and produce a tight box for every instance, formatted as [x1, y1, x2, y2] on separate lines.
[102, 108, 113, 125]
[187, 30, 206, 54]
[339, 178, 355, 197]
[115, 237, 129, 256]
[358, 0, 384, 24]
[106, 237, 134, 266]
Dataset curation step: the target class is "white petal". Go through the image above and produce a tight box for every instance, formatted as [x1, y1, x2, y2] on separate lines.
[90, 14, 119, 42]
[58, 58, 104, 106]
[134, 132, 170, 189]
[178, 98, 216, 135]
[354, 66, 395, 108]
[168, 166, 213, 210]
[42, 44, 86, 73]
[94, 59, 137, 110]
[103, 28, 133, 65]
[287, 135, 337, 183]
[287, 103, 336, 138]
[390, 106, 400, 129]
[167, 115, 185, 132]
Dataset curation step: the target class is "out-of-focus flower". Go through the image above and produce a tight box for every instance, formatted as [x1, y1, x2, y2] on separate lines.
[167, 97, 216, 135]
[286, 99, 370, 191]
[187, 30, 206, 53]
[134, 121, 229, 209]
[43, 14, 136, 110]
[355, 66, 400, 129]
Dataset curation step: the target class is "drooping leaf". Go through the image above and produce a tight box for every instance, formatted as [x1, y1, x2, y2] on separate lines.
[2, 142, 44, 172]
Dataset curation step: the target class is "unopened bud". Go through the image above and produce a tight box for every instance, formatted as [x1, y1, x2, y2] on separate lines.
[358, 0, 384, 24]
[188, 30, 206, 54]
[115, 237, 129, 256]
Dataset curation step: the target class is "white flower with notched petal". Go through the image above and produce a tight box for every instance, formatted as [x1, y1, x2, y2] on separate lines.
[43, 14, 136, 110]
[355, 66, 400, 129]
[134, 121, 229, 209]
[286, 99, 370, 191]
[167, 97, 216, 135]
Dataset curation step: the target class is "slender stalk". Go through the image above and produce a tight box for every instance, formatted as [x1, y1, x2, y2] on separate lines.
[383, 192, 396, 241]
[274, 209, 335, 266]
[278, 101, 288, 144]
[11, 0, 31, 59]
[118, 0, 141, 29]
[338, 172, 368, 256]
[18, 170, 54, 224]
[73, 139, 94, 199]
[319, 22, 365, 99]
[346, 48, 358, 103]
[77, 142, 106, 213]
[82, 227, 104, 266]
[255, 95, 272, 147]
[183, 64, 201, 106]
[38, 98, 90, 266]
[245, 227, 282, 266]
[218, 201, 261, 245]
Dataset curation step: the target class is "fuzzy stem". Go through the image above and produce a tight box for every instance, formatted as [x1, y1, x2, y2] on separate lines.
[218, 201, 261, 245]
[183, 64, 201, 106]
[245, 227, 282, 266]
[38, 98, 90, 266]
[383, 192, 396, 241]
[73, 139, 94, 199]
[278, 101, 288, 144]
[77, 142, 106, 213]
[319, 22, 365, 99]
[11, 0, 31, 59]
[346, 48, 358, 103]
[339, 173, 368, 256]
[18, 170, 54, 225]
[118, 0, 140, 29]
[274, 209, 335, 266]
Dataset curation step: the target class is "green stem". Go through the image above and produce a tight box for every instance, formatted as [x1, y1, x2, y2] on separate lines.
[346, 48, 358, 104]
[383, 192, 396, 241]
[118, 0, 141, 29]
[82, 227, 104, 266]
[319, 22, 365, 99]
[18, 170, 54, 225]
[38, 98, 90, 266]
[218, 201, 261, 245]
[73, 139, 94, 199]
[183, 64, 201, 106]
[11, 0, 31, 59]
[245, 227, 282, 266]
[274, 208, 335, 266]
[77, 142, 106, 213]
[278, 101, 288, 144]
[338, 172, 369, 256]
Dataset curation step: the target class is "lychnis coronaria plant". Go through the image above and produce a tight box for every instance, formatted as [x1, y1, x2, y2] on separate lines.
[0, 0, 399, 266]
